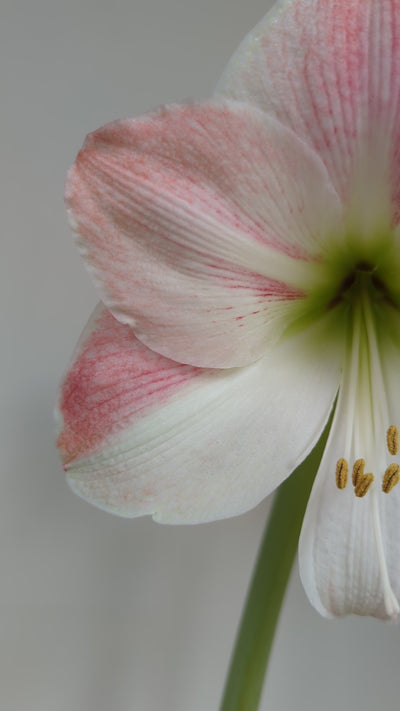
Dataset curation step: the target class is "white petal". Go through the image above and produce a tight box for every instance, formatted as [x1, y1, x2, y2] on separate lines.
[299, 333, 400, 619]
[58, 307, 340, 524]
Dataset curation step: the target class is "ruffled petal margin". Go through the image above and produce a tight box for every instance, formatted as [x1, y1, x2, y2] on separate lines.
[56, 305, 341, 524]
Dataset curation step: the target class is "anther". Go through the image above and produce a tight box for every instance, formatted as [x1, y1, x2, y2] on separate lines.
[336, 458, 348, 489]
[355, 473, 374, 498]
[387, 425, 399, 456]
[382, 463, 400, 494]
[352, 459, 365, 487]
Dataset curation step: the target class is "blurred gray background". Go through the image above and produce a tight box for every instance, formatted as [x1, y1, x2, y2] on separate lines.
[1, 0, 399, 709]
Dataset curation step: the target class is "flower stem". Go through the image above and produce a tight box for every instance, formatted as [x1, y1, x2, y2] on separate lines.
[219, 422, 331, 711]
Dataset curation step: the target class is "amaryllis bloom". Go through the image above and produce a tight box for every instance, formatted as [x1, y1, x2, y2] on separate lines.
[57, 0, 400, 619]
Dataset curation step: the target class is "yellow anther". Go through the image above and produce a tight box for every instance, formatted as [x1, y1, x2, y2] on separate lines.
[336, 458, 348, 489]
[382, 463, 400, 494]
[352, 458, 365, 487]
[354, 473, 374, 498]
[387, 425, 399, 456]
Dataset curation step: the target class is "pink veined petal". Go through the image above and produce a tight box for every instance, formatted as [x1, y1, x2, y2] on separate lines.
[66, 100, 342, 368]
[217, 0, 400, 223]
[299, 335, 400, 619]
[56, 305, 206, 465]
[56, 305, 341, 524]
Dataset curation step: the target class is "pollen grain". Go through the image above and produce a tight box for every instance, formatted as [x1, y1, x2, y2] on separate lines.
[354, 473, 374, 498]
[336, 458, 348, 489]
[387, 425, 399, 456]
[382, 463, 400, 494]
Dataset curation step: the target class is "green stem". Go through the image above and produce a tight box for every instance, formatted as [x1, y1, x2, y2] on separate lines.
[219, 424, 330, 711]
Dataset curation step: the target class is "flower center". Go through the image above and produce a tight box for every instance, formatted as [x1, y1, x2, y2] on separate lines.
[328, 260, 395, 310]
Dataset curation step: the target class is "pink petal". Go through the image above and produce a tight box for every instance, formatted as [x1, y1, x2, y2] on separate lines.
[66, 100, 341, 368]
[217, 0, 400, 221]
[56, 305, 341, 524]
[57, 305, 205, 465]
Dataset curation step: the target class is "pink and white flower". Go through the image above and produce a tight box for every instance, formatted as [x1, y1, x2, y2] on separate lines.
[57, 0, 400, 619]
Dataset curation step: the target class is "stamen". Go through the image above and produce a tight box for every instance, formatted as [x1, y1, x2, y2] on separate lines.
[386, 425, 399, 456]
[382, 463, 400, 494]
[335, 458, 348, 489]
[352, 458, 365, 487]
[354, 473, 374, 498]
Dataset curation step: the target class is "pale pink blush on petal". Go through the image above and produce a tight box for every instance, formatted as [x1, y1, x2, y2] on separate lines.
[66, 100, 342, 368]
[56, 305, 206, 464]
[57, 305, 342, 523]
[217, 0, 400, 222]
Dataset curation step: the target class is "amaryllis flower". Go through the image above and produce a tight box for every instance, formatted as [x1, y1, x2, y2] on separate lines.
[57, 0, 400, 619]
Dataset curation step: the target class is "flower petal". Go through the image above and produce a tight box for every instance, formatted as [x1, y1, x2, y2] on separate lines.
[299, 427, 387, 618]
[56, 306, 340, 524]
[217, 0, 400, 219]
[299, 336, 400, 619]
[66, 100, 341, 368]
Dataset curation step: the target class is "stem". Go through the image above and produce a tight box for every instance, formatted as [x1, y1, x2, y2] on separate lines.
[219, 422, 331, 711]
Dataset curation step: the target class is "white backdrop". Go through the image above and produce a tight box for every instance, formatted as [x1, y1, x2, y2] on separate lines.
[2, 0, 400, 709]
